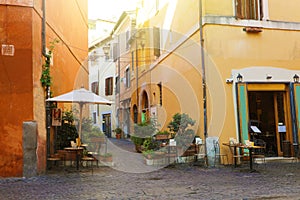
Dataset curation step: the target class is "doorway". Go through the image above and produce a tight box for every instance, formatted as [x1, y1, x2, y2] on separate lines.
[102, 114, 112, 138]
[248, 91, 290, 157]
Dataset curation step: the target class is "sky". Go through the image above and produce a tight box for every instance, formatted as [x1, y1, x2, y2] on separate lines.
[88, 0, 138, 21]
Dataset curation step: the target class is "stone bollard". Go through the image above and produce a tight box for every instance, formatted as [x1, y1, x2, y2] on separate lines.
[23, 121, 37, 178]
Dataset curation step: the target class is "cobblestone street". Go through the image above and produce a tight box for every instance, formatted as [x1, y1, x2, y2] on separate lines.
[0, 139, 299, 200]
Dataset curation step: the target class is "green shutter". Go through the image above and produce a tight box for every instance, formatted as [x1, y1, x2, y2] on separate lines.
[238, 84, 249, 142]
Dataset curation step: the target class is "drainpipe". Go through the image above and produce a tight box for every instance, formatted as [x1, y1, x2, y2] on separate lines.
[136, 39, 139, 121]
[199, 0, 208, 166]
[42, 0, 51, 168]
[118, 35, 121, 129]
[42, 0, 46, 57]
[290, 83, 299, 155]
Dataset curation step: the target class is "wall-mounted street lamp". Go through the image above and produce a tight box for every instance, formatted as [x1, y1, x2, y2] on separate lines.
[236, 73, 243, 82]
[266, 74, 272, 80]
[293, 74, 299, 83]
[102, 45, 110, 60]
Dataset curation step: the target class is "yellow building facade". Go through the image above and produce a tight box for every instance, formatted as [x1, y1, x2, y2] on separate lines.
[118, 0, 300, 163]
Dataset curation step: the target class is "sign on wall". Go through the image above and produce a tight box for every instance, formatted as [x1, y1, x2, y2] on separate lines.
[1, 44, 14, 56]
[52, 108, 62, 126]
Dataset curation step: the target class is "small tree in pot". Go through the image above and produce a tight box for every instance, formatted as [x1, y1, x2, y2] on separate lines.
[131, 120, 157, 153]
[114, 127, 122, 139]
[168, 113, 196, 152]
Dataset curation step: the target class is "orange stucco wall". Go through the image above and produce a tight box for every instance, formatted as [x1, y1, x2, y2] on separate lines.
[0, 0, 88, 177]
[0, 5, 34, 177]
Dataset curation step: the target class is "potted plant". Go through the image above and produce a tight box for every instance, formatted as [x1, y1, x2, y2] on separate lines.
[143, 150, 154, 166]
[142, 149, 166, 166]
[155, 130, 170, 140]
[168, 113, 196, 155]
[130, 134, 145, 153]
[114, 127, 122, 139]
[142, 137, 159, 151]
[131, 121, 156, 152]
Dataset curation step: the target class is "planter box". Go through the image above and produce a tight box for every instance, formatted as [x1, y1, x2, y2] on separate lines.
[145, 158, 154, 165]
[155, 134, 169, 140]
[99, 155, 113, 162]
[145, 157, 166, 166]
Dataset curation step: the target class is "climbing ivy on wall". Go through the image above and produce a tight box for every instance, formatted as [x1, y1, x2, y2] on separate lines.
[40, 39, 59, 92]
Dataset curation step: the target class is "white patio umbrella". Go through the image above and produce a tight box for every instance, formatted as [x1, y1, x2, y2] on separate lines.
[46, 87, 112, 139]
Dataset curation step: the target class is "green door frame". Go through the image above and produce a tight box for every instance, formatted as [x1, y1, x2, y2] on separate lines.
[237, 83, 250, 143]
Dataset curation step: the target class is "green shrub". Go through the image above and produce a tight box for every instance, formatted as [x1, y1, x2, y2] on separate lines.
[130, 135, 144, 146]
[167, 113, 196, 148]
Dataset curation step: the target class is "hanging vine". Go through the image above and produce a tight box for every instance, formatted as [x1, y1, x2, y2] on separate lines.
[40, 39, 59, 92]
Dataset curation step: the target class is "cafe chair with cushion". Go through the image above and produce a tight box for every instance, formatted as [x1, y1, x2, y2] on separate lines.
[213, 140, 228, 167]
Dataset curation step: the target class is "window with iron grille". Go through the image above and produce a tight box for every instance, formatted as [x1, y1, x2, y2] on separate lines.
[236, 0, 263, 20]
[105, 77, 113, 96]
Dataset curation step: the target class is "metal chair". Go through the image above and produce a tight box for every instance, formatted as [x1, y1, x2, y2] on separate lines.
[291, 143, 300, 163]
[213, 140, 228, 167]
[164, 145, 178, 166]
[252, 139, 266, 167]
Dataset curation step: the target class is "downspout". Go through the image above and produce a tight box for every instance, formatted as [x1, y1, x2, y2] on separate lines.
[136, 40, 139, 122]
[118, 36, 121, 129]
[42, 0, 51, 168]
[42, 0, 46, 57]
[199, 0, 208, 166]
[289, 83, 299, 155]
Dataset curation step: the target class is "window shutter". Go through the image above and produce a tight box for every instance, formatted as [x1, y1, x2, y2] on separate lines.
[112, 43, 118, 62]
[153, 27, 160, 57]
[235, 0, 243, 19]
[105, 78, 109, 96]
[91, 82, 99, 95]
[109, 77, 113, 95]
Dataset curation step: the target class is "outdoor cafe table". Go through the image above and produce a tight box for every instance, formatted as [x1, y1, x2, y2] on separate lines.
[64, 147, 84, 170]
[222, 142, 241, 167]
[240, 144, 264, 172]
[222, 143, 264, 172]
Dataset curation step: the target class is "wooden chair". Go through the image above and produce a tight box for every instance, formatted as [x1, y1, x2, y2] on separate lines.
[47, 150, 65, 169]
[89, 136, 107, 155]
[88, 136, 107, 164]
[81, 156, 96, 174]
[47, 155, 61, 169]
